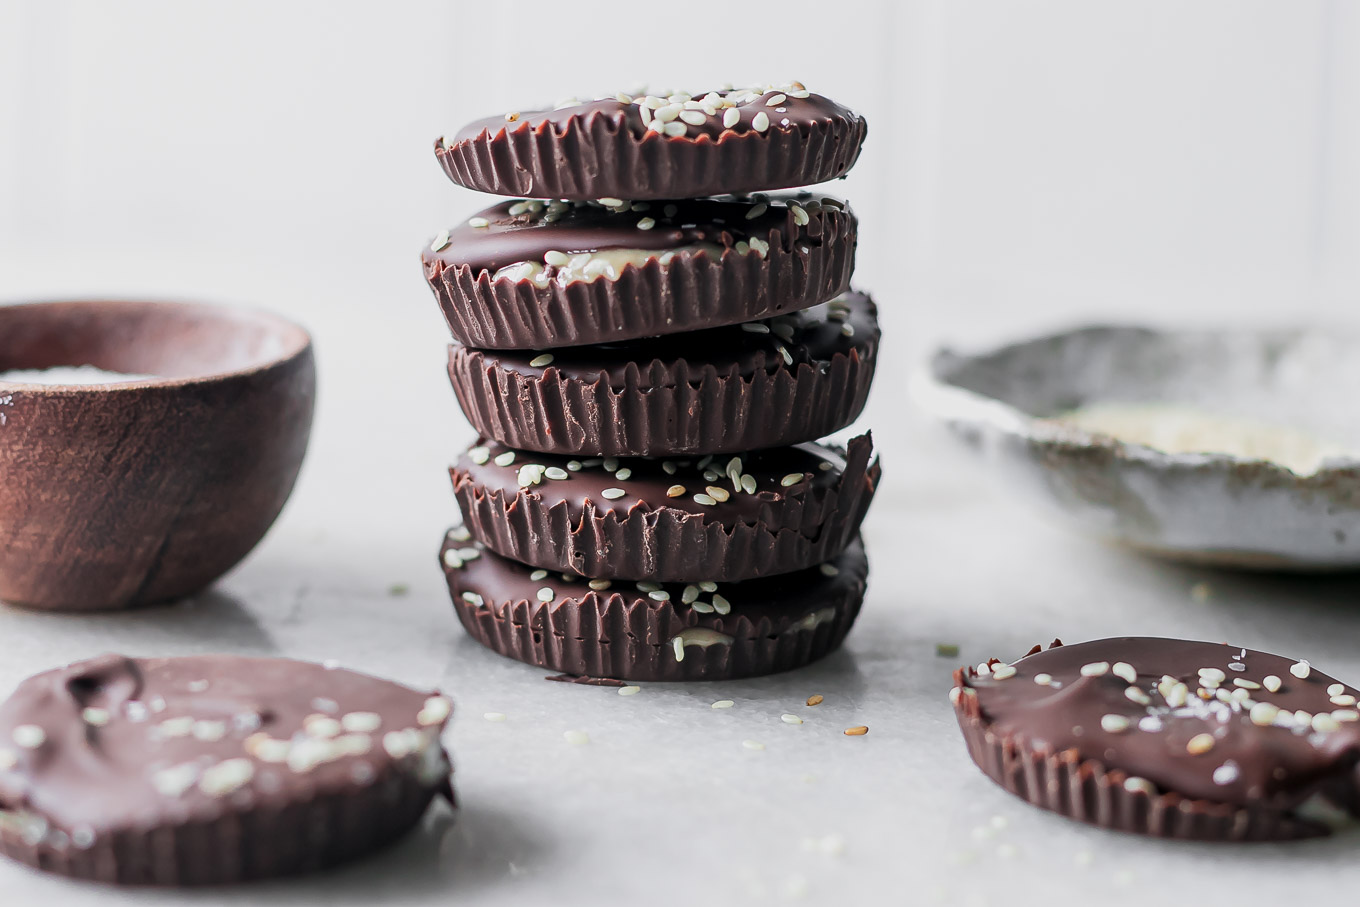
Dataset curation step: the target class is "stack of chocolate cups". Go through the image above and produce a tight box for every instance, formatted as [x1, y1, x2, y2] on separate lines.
[423, 83, 882, 682]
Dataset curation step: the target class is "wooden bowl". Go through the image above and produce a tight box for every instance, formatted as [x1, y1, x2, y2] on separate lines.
[0, 300, 315, 611]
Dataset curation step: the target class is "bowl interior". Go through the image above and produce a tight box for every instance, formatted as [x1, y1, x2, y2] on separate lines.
[0, 300, 310, 384]
[936, 326, 1360, 448]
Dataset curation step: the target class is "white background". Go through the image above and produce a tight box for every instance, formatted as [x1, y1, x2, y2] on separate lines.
[2, 2, 1360, 905]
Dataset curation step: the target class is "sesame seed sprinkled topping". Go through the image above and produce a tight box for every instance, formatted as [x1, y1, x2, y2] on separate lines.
[693, 493, 717, 506]
[1080, 662, 1110, 677]
[1249, 702, 1280, 726]
[81, 707, 110, 726]
[529, 353, 554, 368]
[781, 473, 804, 487]
[742, 740, 765, 751]
[752, 112, 770, 132]
[843, 726, 869, 737]
[1328, 682, 1346, 696]
[1112, 662, 1137, 684]
[712, 700, 735, 709]
[587, 579, 611, 591]
[1333, 694, 1357, 706]
[1263, 674, 1283, 692]
[430, 230, 452, 251]
[990, 664, 1017, 680]
[1033, 673, 1053, 686]
[618, 686, 641, 696]
[418, 696, 452, 726]
[699, 581, 718, 592]
[12, 725, 45, 749]
[1124, 777, 1155, 794]
[529, 569, 549, 581]
[711, 594, 731, 615]
[467, 217, 489, 229]
[1290, 660, 1311, 679]
[1186, 733, 1216, 755]
[807, 694, 824, 706]
[722, 108, 740, 128]
[544, 466, 569, 480]
[199, 758, 254, 797]
[781, 714, 804, 725]
[601, 488, 627, 500]
[705, 485, 730, 502]
[484, 712, 507, 722]
[494, 451, 516, 467]
[536, 587, 554, 602]
[563, 730, 590, 745]
[597, 197, 623, 207]
[469, 446, 490, 465]
[1124, 687, 1151, 705]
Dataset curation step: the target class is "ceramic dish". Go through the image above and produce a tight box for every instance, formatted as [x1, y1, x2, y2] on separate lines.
[0, 299, 315, 610]
[913, 325, 1360, 570]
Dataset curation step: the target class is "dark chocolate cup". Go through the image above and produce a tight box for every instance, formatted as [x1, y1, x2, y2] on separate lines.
[424, 204, 856, 350]
[445, 291, 879, 457]
[436, 109, 868, 201]
[951, 668, 1327, 841]
[0, 760, 449, 885]
[450, 434, 880, 582]
[440, 534, 868, 682]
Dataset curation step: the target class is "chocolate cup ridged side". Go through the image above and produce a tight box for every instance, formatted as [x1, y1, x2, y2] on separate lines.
[446, 342, 879, 457]
[442, 541, 869, 682]
[436, 112, 869, 200]
[451, 435, 880, 581]
[0, 765, 446, 885]
[951, 668, 1324, 841]
[425, 207, 857, 349]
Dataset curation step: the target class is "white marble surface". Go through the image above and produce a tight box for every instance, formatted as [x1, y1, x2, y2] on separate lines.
[2, 245, 1360, 906]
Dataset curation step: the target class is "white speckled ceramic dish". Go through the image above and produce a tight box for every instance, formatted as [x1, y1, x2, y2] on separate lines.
[913, 325, 1360, 570]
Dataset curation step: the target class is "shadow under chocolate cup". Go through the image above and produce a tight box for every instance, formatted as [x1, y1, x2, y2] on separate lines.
[0, 299, 315, 612]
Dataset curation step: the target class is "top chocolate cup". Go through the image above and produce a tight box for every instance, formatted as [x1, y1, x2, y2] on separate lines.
[436, 83, 868, 200]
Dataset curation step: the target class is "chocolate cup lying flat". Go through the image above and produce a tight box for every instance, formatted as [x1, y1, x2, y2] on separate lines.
[440, 533, 868, 682]
[447, 290, 879, 457]
[423, 193, 856, 350]
[951, 637, 1360, 841]
[436, 87, 868, 200]
[0, 654, 454, 885]
[450, 434, 879, 582]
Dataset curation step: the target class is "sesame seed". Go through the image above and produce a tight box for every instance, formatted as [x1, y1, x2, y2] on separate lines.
[494, 451, 516, 467]
[693, 493, 717, 506]
[752, 112, 770, 132]
[587, 579, 612, 591]
[740, 474, 757, 494]
[1333, 710, 1360, 722]
[712, 700, 735, 709]
[781, 714, 803, 725]
[1263, 674, 1283, 692]
[700, 581, 718, 592]
[647, 590, 670, 602]
[1124, 777, 1155, 794]
[563, 730, 590, 745]
[536, 587, 554, 602]
[990, 664, 1017, 680]
[1233, 678, 1261, 690]
[544, 250, 569, 267]
[1198, 667, 1226, 685]
[199, 758, 254, 797]
[1100, 715, 1130, 733]
[1333, 694, 1357, 706]
[663, 121, 687, 137]
[790, 205, 810, 226]
[529, 353, 554, 368]
[597, 197, 624, 207]
[1290, 660, 1311, 679]
[529, 569, 549, 581]
[780, 473, 804, 487]
[12, 725, 45, 749]
[81, 707, 110, 726]
[601, 488, 627, 500]
[745, 203, 769, 221]
[1314, 713, 1341, 733]
[705, 485, 730, 502]
[742, 740, 766, 751]
[1124, 687, 1151, 705]
[418, 695, 452, 726]
[430, 230, 452, 251]
[679, 110, 708, 126]
[469, 446, 490, 465]
[766, 93, 787, 106]
[1329, 682, 1347, 696]
[1079, 662, 1110, 677]
[723, 108, 740, 128]
[618, 686, 641, 696]
[1112, 662, 1137, 684]
[544, 466, 569, 480]
[776, 344, 793, 366]
[843, 726, 869, 736]
[1186, 733, 1216, 755]
[1249, 702, 1279, 725]
[711, 594, 731, 615]
[602, 457, 620, 472]
[1033, 673, 1053, 686]
[741, 322, 771, 333]
[807, 694, 824, 706]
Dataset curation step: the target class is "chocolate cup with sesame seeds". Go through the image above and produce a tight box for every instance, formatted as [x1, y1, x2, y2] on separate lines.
[951, 638, 1360, 841]
[422, 192, 856, 350]
[449, 433, 879, 582]
[0, 654, 454, 885]
[446, 290, 879, 457]
[440, 533, 868, 682]
[436, 87, 868, 200]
